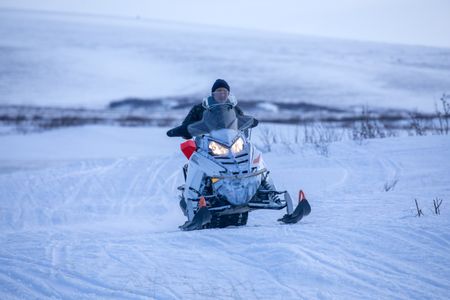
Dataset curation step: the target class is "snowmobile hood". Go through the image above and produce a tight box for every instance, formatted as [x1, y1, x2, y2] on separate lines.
[209, 128, 239, 147]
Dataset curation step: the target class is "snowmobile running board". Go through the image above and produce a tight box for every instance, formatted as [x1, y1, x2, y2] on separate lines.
[205, 202, 287, 213]
[247, 203, 287, 210]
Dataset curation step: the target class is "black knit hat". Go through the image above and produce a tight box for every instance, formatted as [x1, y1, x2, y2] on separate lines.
[211, 79, 230, 93]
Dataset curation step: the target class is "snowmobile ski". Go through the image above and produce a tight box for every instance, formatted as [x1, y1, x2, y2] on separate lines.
[278, 190, 311, 224]
[179, 197, 212, 231]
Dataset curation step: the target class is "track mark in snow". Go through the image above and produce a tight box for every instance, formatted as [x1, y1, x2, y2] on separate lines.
[0, 253, 150, 299]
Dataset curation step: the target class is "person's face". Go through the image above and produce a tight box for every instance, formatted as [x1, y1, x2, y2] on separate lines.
[212, 87, 229, 103]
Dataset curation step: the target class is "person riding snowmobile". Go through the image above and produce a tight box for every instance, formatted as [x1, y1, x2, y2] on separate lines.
[165, 79, 311, 230]
[166, 79, 258, 139]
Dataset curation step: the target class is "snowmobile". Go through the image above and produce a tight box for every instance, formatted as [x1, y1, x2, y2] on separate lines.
[169, 95, 311, 231]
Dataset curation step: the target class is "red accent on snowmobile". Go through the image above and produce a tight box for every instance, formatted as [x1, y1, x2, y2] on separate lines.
[253, 154, 260, 164]
[198, 196, 207, 208]
[299, 190, 306, 202]
[180, 140, 197, 159]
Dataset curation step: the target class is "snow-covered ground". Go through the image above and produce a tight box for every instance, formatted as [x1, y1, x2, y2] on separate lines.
[1, 9, 450, 112]
[1, 4, 450, 299]
[1, 125, 449, 299]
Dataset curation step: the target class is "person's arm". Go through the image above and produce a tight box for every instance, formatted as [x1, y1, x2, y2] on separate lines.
[181, 105, 201, 127]
[166, 104, 202, 139]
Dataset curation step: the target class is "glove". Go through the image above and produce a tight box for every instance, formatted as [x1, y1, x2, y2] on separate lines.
[167, 125, 192, 139]
[166, 128, 176, 137]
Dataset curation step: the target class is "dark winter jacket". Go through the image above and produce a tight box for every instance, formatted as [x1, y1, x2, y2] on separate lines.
[167, 103, 258, 139]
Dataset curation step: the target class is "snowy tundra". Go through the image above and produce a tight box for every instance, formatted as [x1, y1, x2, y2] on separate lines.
[1, 9, 450, 111]
[1, 5, 450, 300]
[0, 125, 449, 299]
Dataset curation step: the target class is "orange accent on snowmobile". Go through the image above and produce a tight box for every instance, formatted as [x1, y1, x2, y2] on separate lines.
[180, 140, 197, 159]
[299, 190, 306, 202]
[198, 196, 207, 208]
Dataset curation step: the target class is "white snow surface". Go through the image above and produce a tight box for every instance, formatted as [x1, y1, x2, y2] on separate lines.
[1, 125, 449, 299]
[1, 9, 450, 112]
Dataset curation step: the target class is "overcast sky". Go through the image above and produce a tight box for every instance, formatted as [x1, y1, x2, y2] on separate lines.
[1, 0, 450, 48]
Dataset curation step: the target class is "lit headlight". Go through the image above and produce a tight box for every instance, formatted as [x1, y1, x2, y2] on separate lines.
[209, 141, 229, 156]
[231, 137, 244, 154]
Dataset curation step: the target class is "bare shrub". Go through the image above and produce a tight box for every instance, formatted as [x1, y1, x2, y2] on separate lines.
[258, 126, 274, 152]
[415, 199, 424, 217]
[294, 125, 301, 144]
[433, 197, 443, 215]
[351, 106, 387, 143]
[279, 130, 297, 154]
[434, 93, 450, 135]
[408, 111, 428, 136]
[256, 123, 342, 155]
[303, 123, 343, 157]
[385, 128, 399, 138]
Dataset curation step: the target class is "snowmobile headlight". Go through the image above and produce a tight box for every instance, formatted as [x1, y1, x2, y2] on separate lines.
[231, 137, 244, 154]
[209, 141, 229, 156]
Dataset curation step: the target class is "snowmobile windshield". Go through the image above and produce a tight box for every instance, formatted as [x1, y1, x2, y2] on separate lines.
[188, 104, 255, 138]
[202, 94, 237, 109]
[189, 105, 237, 137]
